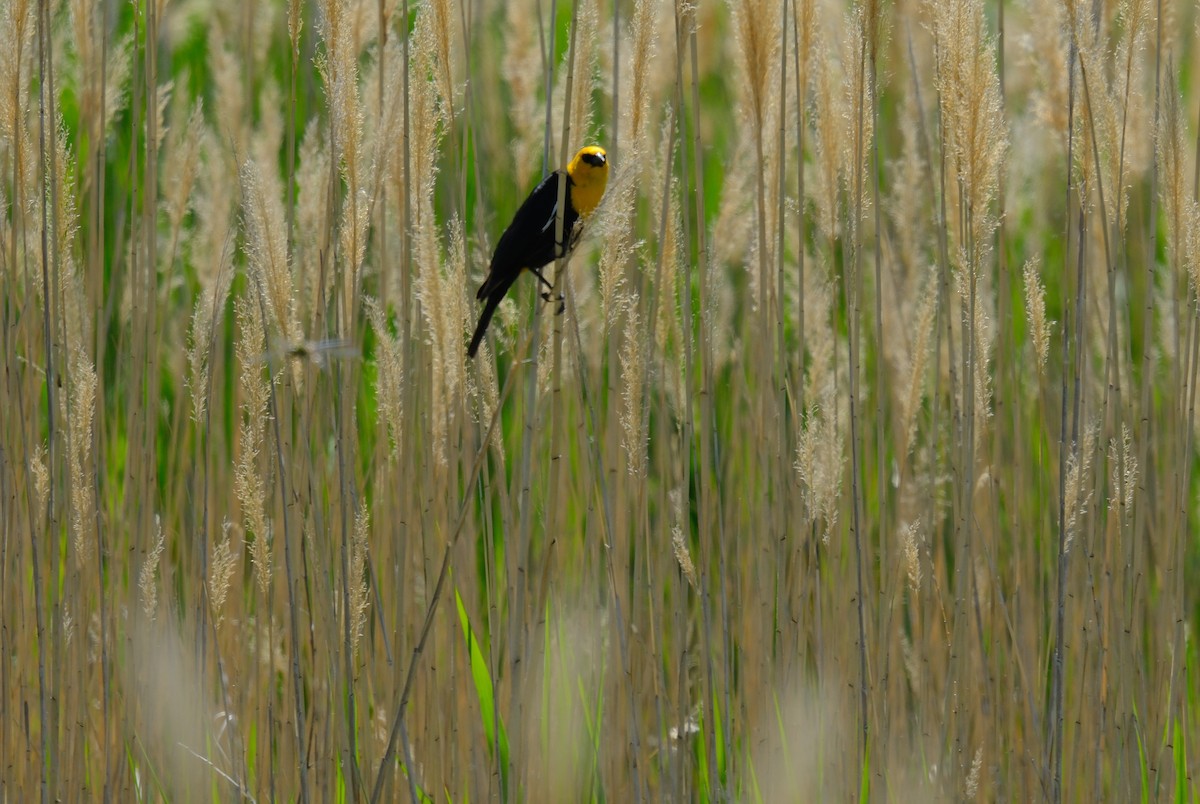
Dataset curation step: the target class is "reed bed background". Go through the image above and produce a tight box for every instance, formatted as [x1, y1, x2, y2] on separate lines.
[2, 0, 1199, 799]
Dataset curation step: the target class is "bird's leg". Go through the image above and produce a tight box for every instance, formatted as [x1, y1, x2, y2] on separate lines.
[528, 265, 555, 293]
[529, 266, 566, 314]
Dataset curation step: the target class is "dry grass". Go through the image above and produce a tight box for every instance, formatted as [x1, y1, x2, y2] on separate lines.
[2, 0, 1200, 800]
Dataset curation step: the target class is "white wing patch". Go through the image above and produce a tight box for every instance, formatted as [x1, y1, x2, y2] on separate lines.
[541, 204, 557, 233]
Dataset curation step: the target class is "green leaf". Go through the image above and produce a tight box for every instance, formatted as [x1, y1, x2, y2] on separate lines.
[455, 588, 510, 796]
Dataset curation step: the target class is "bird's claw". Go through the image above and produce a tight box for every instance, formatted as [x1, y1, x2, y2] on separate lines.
[540, 290, 566, 314]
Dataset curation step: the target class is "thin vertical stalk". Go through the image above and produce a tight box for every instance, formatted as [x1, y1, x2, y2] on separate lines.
[683, 1, 725, 794]
[337, 364, 362, 798]
[792, 0, 806, 416]
[773, 0, 791, 677]
[1131, 0, 1162, 661]
[1051, 39, 1081, 800]
[670, 3, 697, 797]
[867, 11, 885, 682]
[33, 2, 54, 799]
[848, 17, 870, 762]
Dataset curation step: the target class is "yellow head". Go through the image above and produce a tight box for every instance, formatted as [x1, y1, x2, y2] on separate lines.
[566, 146, 609, 216]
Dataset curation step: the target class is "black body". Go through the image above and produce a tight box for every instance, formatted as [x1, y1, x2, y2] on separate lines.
[467, 170, 580, 358]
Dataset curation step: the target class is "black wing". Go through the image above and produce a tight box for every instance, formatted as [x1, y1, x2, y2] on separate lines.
[477, 170, 580, 300]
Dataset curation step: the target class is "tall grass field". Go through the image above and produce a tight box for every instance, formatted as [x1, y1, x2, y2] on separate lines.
[2, 0, 1199, 799]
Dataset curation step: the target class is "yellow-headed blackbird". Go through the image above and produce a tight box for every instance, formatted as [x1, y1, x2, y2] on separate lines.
[467, 145, 609, 358]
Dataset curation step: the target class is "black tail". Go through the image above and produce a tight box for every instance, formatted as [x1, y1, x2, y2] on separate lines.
[467, 283, 511, 358]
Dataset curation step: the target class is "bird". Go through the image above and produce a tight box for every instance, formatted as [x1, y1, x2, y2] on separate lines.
[467, 145, 609, 358]
[253, 338, 360, 369]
